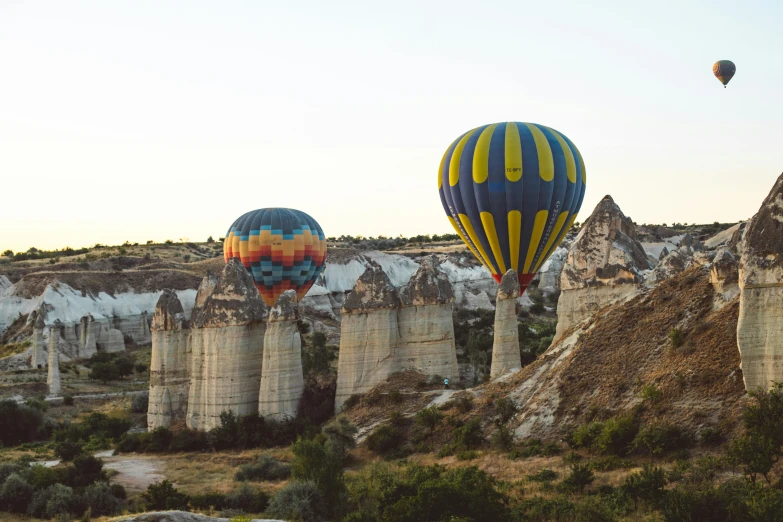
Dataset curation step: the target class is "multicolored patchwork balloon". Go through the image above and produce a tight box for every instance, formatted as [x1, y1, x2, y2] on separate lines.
[712, 60, 736, 88]
[438, 122, 586, 294]
[224, 208, 327, 307]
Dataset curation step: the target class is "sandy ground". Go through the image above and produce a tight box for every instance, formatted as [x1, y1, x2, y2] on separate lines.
[102, 455, 166, 493]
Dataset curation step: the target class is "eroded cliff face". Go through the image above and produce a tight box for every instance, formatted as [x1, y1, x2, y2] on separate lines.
[737, 173, 783, 390]
[335, 266, 401, 411]
[397, 258, 459, 383]
[187, 261, 268, 431]
[555, 196, 651, 341]
[259, 290, 304, 419]
[47, 330, 60, 397]
[148, 289, 190, 429]
[491, 270, 521, 379]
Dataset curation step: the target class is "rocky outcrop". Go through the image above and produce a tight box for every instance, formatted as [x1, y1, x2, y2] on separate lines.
[259, 290, 304, 419]
[98, 321, 126, 353]
[31, 313, 46, 369]
[187, 261, 268, 431]
[491, 270, 521, 379]
[737, 173, 783, 390]
[397, 258, 459, 382]
[47, 330, 61, 397]
[711, 248, 739, 304]
[555, 196, 651, 341]
[148, 290, 190, 429]
[335, 266, 401, 411]
[79, 315, 98, 358]
[335, 261, 461, 411]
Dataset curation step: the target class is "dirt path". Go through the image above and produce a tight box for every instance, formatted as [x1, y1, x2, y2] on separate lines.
[102, 455, 166, 493]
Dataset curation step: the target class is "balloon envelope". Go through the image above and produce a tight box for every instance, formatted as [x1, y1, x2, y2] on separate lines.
[438, 122, 586, 293]
[713, 60, 736, 87]
[224, 208, 327, 307]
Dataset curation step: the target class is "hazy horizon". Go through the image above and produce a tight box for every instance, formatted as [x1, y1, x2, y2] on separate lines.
[2, 0, 782, 253]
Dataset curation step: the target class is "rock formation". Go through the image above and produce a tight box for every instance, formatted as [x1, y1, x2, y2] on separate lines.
[335, 266, 401, 411]
[47, 330, 61, 397]
[491, 270, 521, 379]
[148, 290, 191, 429]
[397, 258, 459, 381]
[737, 173, 783, 390]
[710, 248, 739, 303]
[555, 196, 651, 341]
[187, 261, 268, 431]
[79, 315, 98, 358]
[335, 261, 459, 411]
[31, 313, 46, 369]
[259, 290, 304, 419]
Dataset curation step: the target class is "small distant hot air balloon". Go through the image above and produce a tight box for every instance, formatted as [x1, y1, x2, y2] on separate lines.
[713, 60, 736, 88]
[224, 208, 327, 307]
[438, 122, 586, 294]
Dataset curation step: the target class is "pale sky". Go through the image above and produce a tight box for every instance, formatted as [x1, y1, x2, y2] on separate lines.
[1, 0, 782, 253]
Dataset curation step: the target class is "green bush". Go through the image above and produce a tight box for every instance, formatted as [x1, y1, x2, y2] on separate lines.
[54, 441, 84, 462]
[492, 425, 514, 451]
[727, 433, 777, 483]
[0, 399, 48, 446]
[561, 463, 594, 493]
[142, 480, 189, 510]
[454, 395, 474, 413]
[24, 396, 49, 412]
[456, 450, 479, 461]
[26, 464, 61, 489]
[495, 397, 517, 424]
[131, 393, 149, 413]
[415, 406, 443, 435]
[67, 454, 106, 488]
[454, 418, 484, 450]
[588, 455, 634, 472]
[0, 473, 34, 513]
[567, 421, 604, 449]
[632, 423, 693, 455]
[0, 463, 22, 485]
[27, 483, 74, 519]
[621, 464, 667, 509]
[190, 492, 227, 511]
[640, 383, 663, 402]
[81, 481, 123, 517]
[224, 482, 269, 513]
[509, 438, 561, 459]
[669, 327, 684, 348]
[63, 395, 74, 406]
[593, 415, 639, 456]
[266, 481, 327, 522]
[366, 424, 404, 456]
[698, 427, 723, 446]
[290, 436, 345, 513]
[343, 394, 362, 410]
[235, 455, 291, 482]
[528, 468, 559, 482]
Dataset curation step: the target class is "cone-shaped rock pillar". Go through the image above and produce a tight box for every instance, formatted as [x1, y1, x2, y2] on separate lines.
[491, 270, 521, 379]
[148, 289, 190, 429]
[259, 290, 304, 419]
[31, 313, 46, 369]
[47, 328, 61, 397]
[187, 261, 268, 431]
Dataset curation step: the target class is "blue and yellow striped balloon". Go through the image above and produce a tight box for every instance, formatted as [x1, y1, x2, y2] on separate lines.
[438, 122, 586, 293]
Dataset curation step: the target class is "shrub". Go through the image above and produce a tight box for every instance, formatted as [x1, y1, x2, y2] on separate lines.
[0, 463, 22, 485]
[131, 393, 149, 413]
[454, 418, 484, 450]
[588, 455, 634, 471]
[26, 464, 61, 489]
[135, 362, 148, 374]
[235, 456, 291, 482]
[388, 389, 403, 404]
[456, 450, 478, 461]
[366, 424, 404, 456]
[640, 383, 663, 402]
[669, 327, 684, 348]
[0, 399, 47, 446]
[63, 395, 74, 406]
[698, 427, 723, 446]
[593, 415, 639, 456]
[0, 473, 34, 513]
[142, 480, 189, 510]
[632, 423, 693, 455]
[266, 481, 327, 522]
[190, 492, 227, 511]
[55, 441, 84, 462]
[492, 425, 514, 451]
[528, 468, 559, 482]
[67, 454, 106, 488]
[454, 394, 474, 413]
[727, 433, 777, 483]
[567, 421, 604, 449]
[290, 436, 345, 510]
[342, 394, 362, 410]
[322, 416, 357, 460]
[561, 463, 594, 493]
[225, 482, 269, 513]
[110, 484, 127, 500]
[415, 406, 443, 435]
[509, 438, 561, 459]
[621, 464, 667, 509]
[495, 397, 517, 424]
[24, 396, 49, 412]
[298, 374, 337, 425]
[81, 481, 122, 517]
[28, 483, 74, 519]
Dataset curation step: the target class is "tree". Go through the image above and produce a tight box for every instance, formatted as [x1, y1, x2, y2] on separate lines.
[114, 356, 135, 379]
[143, 480, 189, 510]
[207, 236, 215, 243]
[1, 250, 12, 257]
[291, 436, 346, 515]
[415, 406, 443, 435]
[89, 363, 118, 383]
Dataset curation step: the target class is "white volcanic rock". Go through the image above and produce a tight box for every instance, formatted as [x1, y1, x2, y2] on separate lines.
[704, 223, 743, 249]
[538, 247, 568, 297]
[47, 331, 60, 397]
[491, 270, 521, 380]
[148, 289, 190, 429]
[397, 258, 459, 382]
[334, 266, 401, 411]
[259, 290, 304, 419]
[31, 313, 46, 369]
[78, 315, 98, 359]
[555, 196, 650, 342]
[737, 173, 783, 390]
[710, 248, 739, 304]
[187, 261, 268, 431]
[0, 275, 10, 291]
[646, 248, 692, 285]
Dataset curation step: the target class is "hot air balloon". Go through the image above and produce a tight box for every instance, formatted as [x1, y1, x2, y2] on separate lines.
[713, 60, 736, 88]
[224, 208, 327, 307]
[438, 122, 586, 294]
